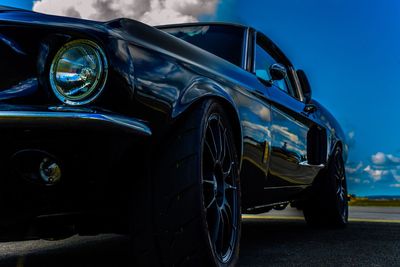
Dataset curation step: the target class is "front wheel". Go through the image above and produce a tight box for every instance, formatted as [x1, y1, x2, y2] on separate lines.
[150, 100, 241, 266]
[303, 146, 348, 227]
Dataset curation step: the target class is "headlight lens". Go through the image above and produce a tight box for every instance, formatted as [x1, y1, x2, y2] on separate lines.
[49, 39, 108, 105]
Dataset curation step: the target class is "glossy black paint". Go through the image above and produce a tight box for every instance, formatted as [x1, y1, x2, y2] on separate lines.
[0, 7, 347, 229]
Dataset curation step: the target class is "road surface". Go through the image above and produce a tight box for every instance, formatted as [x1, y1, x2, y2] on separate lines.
[244, 205, 400, 222]
[0, 206, 399, 266]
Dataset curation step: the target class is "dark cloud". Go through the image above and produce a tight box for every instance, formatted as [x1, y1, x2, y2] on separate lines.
[64, 7, 81, 18]
[33, 0, 219, 25]
[92, 0, 121, 21]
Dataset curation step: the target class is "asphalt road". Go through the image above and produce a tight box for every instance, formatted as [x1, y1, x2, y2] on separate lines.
[0, 206, 399, 266]
[244, 206, 400, 222]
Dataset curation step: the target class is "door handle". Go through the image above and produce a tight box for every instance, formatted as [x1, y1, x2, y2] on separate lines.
[299, 161, 325, 169]
[303, 104, 317, 114]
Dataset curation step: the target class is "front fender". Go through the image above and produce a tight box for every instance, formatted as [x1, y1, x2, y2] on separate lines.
[128, 43, 244, 163]
[175, 77, 238, 117]
[177, 78, 244, 162]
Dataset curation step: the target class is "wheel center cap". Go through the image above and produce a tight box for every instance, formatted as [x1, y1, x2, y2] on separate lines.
[214, 163, 225, 206]
[212, 175, 218, 195]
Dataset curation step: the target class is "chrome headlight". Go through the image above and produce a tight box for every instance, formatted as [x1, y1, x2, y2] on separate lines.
[49, 39, 108, 105]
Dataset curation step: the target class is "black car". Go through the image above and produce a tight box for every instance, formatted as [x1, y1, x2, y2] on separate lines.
[0, 6, 348, 267]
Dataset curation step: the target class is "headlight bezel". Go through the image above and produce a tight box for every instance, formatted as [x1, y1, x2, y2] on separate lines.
[49, 39, 108, 106]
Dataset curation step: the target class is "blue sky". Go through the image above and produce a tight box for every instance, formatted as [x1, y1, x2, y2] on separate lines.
[1, 0, 32, 9]
[2, 0, 400, 196]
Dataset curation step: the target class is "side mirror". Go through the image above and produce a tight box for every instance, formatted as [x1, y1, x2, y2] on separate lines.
[296, 69, 312, 103]
[269, 63, 287, 81]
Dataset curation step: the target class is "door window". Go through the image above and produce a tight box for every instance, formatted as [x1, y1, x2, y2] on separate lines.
[254, 37, 295, 96]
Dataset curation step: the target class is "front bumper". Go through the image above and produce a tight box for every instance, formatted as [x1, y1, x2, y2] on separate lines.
[0, 105, 151, 233]
[0, 105, 152, 136]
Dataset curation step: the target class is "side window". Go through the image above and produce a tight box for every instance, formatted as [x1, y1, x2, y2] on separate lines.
[255, 44, 275, 82]
[254, 38, 294, 96]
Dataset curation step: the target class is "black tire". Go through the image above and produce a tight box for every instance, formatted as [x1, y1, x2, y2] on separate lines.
[147, 99, 241, 266]
[303, 146, 348, 227]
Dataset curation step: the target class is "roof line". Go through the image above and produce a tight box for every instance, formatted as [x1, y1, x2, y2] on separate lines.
[156, 21, 251, 30]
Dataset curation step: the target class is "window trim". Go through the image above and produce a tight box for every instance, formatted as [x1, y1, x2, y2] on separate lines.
[250, 31, 304, 102]
[288, 67, 305, 102]
[241, 28, 251, 70]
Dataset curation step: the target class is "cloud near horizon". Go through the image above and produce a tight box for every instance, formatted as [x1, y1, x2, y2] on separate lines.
[363, 165, 388, 181]
[33, 0, 219, 25]
[346, 149, 400, 195]
[345, 161, 362, 174]
[371, 152, 386, 165]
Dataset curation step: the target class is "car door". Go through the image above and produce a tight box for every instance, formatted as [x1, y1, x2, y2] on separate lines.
[253, 33, 323, 188]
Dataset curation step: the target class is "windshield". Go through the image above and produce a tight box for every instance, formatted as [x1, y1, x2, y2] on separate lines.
[161, 25, 245, 68]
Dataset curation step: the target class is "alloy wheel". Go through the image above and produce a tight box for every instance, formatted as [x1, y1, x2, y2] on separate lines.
[334, 151, 348, 221]
[202, 113, 239, 263]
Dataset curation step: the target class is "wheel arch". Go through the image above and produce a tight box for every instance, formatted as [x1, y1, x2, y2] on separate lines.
[328, 140, 344, 165]
[174, 94, 244, 170]
[216, 97, 243, 168]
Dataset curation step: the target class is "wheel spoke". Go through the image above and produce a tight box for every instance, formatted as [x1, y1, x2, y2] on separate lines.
[335, 154, 340, 167]
[335, 155, 344, 175]
[340, 186, 346, 200]
[203, 178, 216, 186]
[203, 176, 217, 210]
[223, 202, 233, 227]
[220, 128, 227, 163]
[223, 162, 234, 179]
[337, 184, 346, 201]
[337, 167, 344, 178]
[205, 139, 216, 164]
[225, 183, 237, 190]
[336, 185, 342, 195]
[218, 208, 225, 252]
[206, 196, 217, 209]
[333, 172, 342, 182]
[217, 121, 223, 162]
[211, 208, 221, 244]
[208, 126, 219, 161]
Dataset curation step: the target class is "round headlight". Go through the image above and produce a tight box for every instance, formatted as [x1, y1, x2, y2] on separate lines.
[49, 39, 108, 105]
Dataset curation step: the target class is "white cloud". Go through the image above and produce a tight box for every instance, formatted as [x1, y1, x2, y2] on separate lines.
[346, 130, 356, 148]
[271, 125, 301, 144]
[363, 165, 388, 181]
[391, 170, 400, 182]
[348, 131, 355, 140]
[249, 105, 270, 120]
[387, 154, 400, 164]
[242, 120, 270, 136]
[362, 180, 370, 184]
[390, 184, 400, 188]
[371, 152, 386, 165]
[345, 162, 362, 174]
[33, 0, 219, 25]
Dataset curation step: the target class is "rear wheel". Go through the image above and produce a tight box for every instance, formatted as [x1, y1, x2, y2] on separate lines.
[150, 100, 241, 266]
[303, 146, 348, 227]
